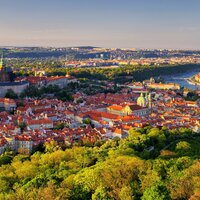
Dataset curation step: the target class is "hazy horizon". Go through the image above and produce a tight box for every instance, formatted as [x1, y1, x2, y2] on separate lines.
[1, 0, 200, 49]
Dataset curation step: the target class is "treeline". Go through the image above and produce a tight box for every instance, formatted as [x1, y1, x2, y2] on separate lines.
[11, 59, 200, 84]
[5, 85, 74, 101]
[20, 85, 74, 101]
[6, 81, 122, 100]
[46, 64, 200, 83]
[0, 127, 200, 199]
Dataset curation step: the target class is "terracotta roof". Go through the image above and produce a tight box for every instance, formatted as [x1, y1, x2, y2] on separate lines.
[27, 118, 53, 125]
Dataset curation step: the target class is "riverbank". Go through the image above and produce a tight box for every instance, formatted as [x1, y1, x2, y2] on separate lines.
[187, 76, 200, 86]
[187, 73, 200, 86]
[163, 67, 200, 90]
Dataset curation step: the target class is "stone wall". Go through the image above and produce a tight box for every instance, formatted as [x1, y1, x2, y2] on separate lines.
[0, 82, 29, 97]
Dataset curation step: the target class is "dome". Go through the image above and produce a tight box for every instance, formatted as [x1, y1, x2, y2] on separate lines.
[137, 93, 146, 107]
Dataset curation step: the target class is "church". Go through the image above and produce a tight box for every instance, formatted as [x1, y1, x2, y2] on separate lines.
[0, 55, 29, 97]
[107, 93, 152, 117]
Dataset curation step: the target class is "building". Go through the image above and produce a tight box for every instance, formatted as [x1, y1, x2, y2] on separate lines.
[137, 93, 147, 107]
[128, 104, 149, 116]
[0, 81, 29, 97]
[107, 104, 149, 117]
[0, 55, 14, 82]
[146, 83, 180, 90]
[194, 73, 200, 83]
[46, 73, 77, 88]
[0, 55, 29, 97]
[112, 128, 127, 138]
[24, 72, 78, 88]
[27, 118, 54, 130]
[15, 136, 33, 153]
[0, 98, 17, 112]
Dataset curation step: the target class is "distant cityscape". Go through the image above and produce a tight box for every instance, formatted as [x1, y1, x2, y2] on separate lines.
[1, 0, 200, 199]
[0, 46, 199, 154]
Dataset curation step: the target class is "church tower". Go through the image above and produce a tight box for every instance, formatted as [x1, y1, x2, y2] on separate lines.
[0, 54, 13, 82]
[0, 54, 4, 70]
[137, 93, 146, 107]
[66, 71, 70, 78]
[148, 93, 152, 109]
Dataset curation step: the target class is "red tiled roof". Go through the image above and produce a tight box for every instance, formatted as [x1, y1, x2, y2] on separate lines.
[27, 118, 53, 125]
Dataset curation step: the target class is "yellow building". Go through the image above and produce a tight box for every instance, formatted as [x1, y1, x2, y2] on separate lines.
[146, 83, 180, 90]
[107, 104, 149, 117]
[107, 105, 132, 116]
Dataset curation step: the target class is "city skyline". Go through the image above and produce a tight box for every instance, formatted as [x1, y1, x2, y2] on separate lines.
[0, 0, 200, 49]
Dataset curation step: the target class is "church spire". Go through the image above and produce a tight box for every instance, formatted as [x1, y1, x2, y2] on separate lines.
[66, 71, 70, 78]
[0, 54, 3, 70]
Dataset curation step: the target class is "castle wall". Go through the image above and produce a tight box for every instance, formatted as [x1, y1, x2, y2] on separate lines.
[0, 82, 29, 97]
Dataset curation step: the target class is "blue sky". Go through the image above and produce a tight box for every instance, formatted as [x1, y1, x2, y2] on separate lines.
[0, 0, 200, 49]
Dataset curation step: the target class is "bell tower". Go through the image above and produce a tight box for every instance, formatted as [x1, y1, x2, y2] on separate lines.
[0, 54, 4, 70]
[0, 54, 12, 82]
[148, 93, 152, 109]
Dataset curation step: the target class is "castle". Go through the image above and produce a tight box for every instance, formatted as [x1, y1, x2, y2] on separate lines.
[0, 55, 29, 97]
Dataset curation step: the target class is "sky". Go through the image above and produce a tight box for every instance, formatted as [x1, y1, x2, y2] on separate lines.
[0, 0, 200, 49]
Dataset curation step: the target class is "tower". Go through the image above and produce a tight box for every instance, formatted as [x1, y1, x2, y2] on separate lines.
[148, 93, 152, 108]
[66, 71, 70, 78]
[137, 93, 146, 107]
[145, 92, 148, 106]
[0, 54, 4, 70]
[0, 54, 13, 82]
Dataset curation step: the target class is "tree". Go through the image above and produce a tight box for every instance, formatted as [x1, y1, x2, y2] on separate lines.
[5, 89, 18, 99]
[119, 185, 133, 200]
[186, 91, 199, 101]
[54, 122, 67, 130]
[44, 140, 61, 153]
[0, 155, 13, 166]
[18, 147, 30, 155]
[20, 85, 41, 98]
[92, 186, 112, 200]
[18, 122, 27, 132]
[175, 141, 191, 155]
[148, 128, 166, 147]
[0, 179, 10, 193]
[142, 182, 171, 200]
[83, 118, 94, 128]
[55, 90, 73, 101]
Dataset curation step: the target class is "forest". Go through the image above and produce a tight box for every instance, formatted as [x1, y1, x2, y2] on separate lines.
[0, 126, 200, 200]
[51, 64, 200, 83]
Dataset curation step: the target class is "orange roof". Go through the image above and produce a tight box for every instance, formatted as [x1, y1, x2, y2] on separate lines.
[108, 105, 124, 111]
[27, 118, 53, 125]
[114, 128, 122, 135]
[26, 76, 46, 84]
[121, 115, 141, 121]
[186, 101, 196, 104]
[47, 76, 66, 82]
[0, 98, 16, 104]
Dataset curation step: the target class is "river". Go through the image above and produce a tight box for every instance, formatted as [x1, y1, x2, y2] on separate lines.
[163, 68, 200, 90]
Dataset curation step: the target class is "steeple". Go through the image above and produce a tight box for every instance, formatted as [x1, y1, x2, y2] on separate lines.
[66, 71, 70, 78]
[148, 93, 152, 108]
[0, 54, 3, 70]
[137, 93, 146, 107]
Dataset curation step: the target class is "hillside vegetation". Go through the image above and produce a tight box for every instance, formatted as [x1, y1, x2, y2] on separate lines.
[0, 127, 200, 199]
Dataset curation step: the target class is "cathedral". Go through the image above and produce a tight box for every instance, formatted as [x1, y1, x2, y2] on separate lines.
[0, 55, 29, 97]
[137, 92, 152, 108]
[0, 55, 13, 82]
